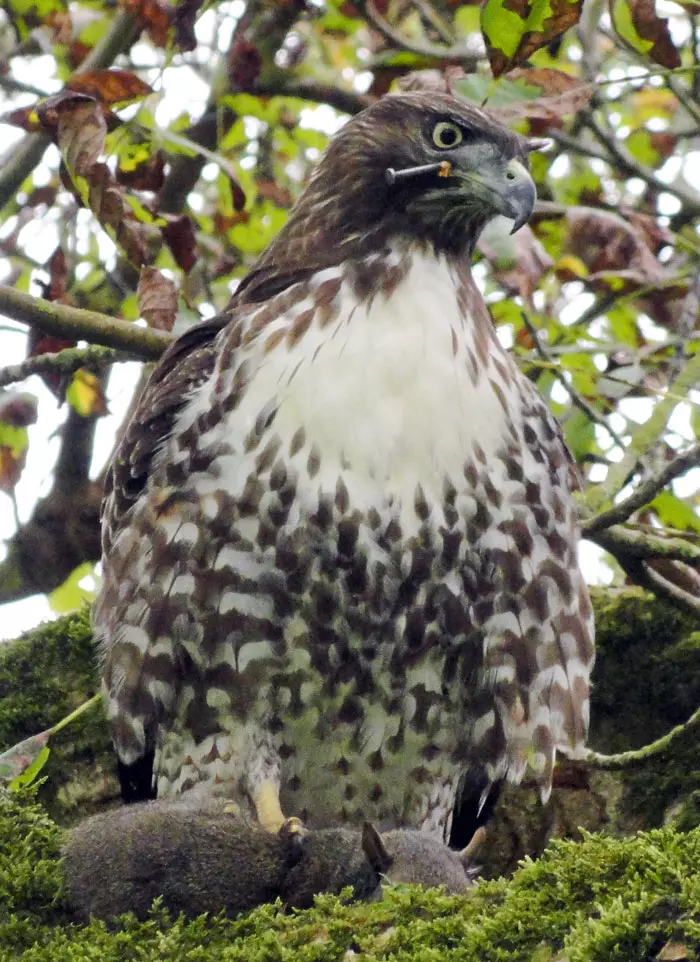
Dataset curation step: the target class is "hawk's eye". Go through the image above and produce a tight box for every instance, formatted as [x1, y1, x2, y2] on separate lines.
[432, 122, 463, 150]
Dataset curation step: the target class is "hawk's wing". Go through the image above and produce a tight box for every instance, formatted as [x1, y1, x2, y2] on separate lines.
[102, 265, 315, 553]
[101, 314, 225, 556]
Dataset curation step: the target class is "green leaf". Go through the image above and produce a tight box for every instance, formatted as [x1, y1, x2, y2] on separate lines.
[651, 491, 700, 534]
[10, 746, 51, 791]
[481, 0, 584, 76]
[563, 407, 596, 461]
[48, 562, 97, 615]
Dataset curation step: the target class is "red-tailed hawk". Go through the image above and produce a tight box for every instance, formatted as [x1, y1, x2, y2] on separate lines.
[95, 92, 595, 843]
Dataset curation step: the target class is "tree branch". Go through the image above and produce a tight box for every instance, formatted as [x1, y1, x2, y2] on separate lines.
[0, 345, 128, 390]
[359, 0, 480, 66]
[590, 524, 700, 567]
[634, 561, 700, 618]
[0, 286, 172, 359]
[254, 77, 373, 116]
[587, 702, 700, 769]
[582, 112, 700, 220]
[582, 443, 700, 536]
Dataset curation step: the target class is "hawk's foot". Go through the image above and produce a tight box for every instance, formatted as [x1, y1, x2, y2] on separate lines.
[278, 816, 305, 839]
[253, 780, 287, 833]
[221, 800, 241, 817]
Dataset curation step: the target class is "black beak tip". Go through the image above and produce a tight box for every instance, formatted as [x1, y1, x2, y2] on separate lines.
[508, 180, 537, 234]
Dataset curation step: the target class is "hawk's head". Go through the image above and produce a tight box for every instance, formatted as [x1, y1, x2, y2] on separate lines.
[253, 93, 537, 284]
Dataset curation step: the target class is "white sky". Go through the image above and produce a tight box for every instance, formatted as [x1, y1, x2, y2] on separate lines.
[0, 3, 698, 642]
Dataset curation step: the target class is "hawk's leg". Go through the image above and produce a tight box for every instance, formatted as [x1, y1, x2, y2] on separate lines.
[253, 780, 304, 837]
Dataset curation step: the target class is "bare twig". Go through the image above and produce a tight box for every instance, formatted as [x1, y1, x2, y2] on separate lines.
[360, 0, 480, 66]
[255, 77, 373, 116]
[587, 702, 700, 769]
[520, 310, 626, 452]
[0, 285, 172, 358]
[582, 112, 700, 220]
[583, 443, 700, 535]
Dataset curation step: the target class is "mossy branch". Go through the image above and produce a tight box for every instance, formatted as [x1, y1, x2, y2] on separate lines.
[590, 525, 700, 566]
[587, 702, 700, 770]
[0, 286, 172, 359]
[0, 344, 129, 389]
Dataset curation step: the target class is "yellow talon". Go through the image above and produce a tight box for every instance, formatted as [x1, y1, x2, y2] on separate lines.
[222, 800, 241, 816]
[279, 816, 305, 838]
[253, 780, 287, 833]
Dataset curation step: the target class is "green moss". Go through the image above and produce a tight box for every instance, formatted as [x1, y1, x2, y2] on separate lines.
[0, 611, 114, 824]
[2, 792, 700, 961]
[590, 587, 700, 831]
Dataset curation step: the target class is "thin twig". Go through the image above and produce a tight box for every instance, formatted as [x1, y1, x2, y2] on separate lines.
[587, 702, 700, 769]
[0, 344, 130, 389]
[582, 112, 700, 220]
[520, 310, 626, 452]
[583, 443, 700, 535]
[0, 285, 172, 359]
[254, 77, 373, 116]
[361, 0, 479, 66]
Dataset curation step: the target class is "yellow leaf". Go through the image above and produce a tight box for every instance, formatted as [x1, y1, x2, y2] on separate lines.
[556, 254, 589, 278]
[65, 369, 107, 417]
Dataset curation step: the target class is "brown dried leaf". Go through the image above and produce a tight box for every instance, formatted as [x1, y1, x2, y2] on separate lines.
[116, 150, 166, 192]
[0, 105, 41, 133]
[227, 38, 262, 91]
[46, 247, 69, 301]
[566, 208, 664, 280]
[491, 68, 593, 122]
[67, 69, 153, 106]
[57, 100, 107, 176]
[120, 0, 172, 47]
[162, 214, 198, 273]
[0, 445, 25, 495]
[36, 90, 95, 130]
[173, 0, 204, 51]
[612, 0, 681, 69]
[26, 185, 58, 208]
[0, 393, 38, 429]
[657, 941, 692, 961]
[257, 179, 293, 208]
[28, 331, 76, 397]
[138, 267, 178, 331]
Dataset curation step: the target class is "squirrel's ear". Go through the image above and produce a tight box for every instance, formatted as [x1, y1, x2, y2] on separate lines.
[361, 822, 392, 874]
[458, 826, 486, 869]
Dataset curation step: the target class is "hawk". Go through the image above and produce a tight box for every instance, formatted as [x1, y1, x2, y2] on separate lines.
[95, 92, 595, 843]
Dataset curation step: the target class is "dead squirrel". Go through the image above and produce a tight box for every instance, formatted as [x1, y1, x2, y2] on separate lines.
[63, 796, 479, 922]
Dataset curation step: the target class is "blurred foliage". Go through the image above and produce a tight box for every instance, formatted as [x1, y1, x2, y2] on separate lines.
[0, 3, 698, 647]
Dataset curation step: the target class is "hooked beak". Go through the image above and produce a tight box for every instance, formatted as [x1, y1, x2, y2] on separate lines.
[459, 157, 536, 234]
[500, 158, 537, 234]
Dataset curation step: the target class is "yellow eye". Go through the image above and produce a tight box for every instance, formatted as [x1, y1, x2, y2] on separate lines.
[432, 121, 463, 150]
